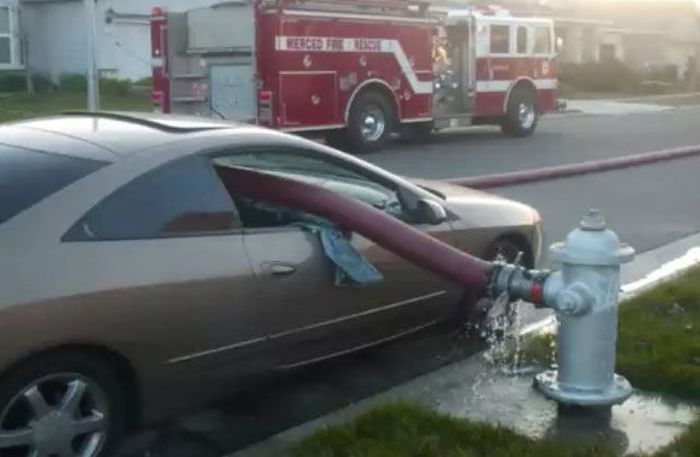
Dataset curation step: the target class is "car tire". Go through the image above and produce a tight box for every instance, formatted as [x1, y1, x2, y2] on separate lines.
[484, 237, 532, 267]
[0, 352, 126, 457]
[501, 86, 539, 138]
[345, 91, 395, 154]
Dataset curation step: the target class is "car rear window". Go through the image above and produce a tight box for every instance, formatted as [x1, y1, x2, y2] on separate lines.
[0, 144, 107, 225]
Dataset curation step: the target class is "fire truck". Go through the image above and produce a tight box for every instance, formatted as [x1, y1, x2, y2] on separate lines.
[150, 0, 557, 153]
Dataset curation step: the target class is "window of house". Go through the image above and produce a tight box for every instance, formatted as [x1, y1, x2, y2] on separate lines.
[516, 26, 528, 54]
[0, 6, 12, 65]
[533, 27, 552, 54]
[600, 44, 616, 62]
[490, 25, 510, 54]
[212, 148, 407, 229]
[63, 155, 239, 241]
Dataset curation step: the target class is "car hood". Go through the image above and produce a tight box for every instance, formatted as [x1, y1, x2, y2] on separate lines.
[410, 178, 539, 223]
[411, 178, 514, 204]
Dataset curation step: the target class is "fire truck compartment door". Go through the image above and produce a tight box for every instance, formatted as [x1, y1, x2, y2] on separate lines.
[210, 65, 256, 122]
[280, 73, 338, 127]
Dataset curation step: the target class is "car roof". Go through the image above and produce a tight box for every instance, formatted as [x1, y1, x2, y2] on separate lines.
[0, 112, 243, 162]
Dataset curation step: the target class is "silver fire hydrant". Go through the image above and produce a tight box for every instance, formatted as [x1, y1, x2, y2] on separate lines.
[488, 209, 635, 406]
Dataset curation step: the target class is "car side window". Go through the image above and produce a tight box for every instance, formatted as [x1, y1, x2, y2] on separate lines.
[63, 155, 239, 241]
[212, 148, 408, 229]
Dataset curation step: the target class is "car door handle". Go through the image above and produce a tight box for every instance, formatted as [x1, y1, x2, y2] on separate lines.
[262, 262, 297, 277]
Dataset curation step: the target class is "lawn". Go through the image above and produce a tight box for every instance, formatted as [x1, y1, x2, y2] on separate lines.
[289, 267, 700, 457]
[0, 90, 151, 123]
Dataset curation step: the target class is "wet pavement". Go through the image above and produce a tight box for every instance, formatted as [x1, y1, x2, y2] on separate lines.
[434, 361, 697, 455]
[234, 355, 697, 457]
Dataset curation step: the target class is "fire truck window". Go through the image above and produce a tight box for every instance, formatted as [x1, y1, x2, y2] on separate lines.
[516, 27, 528, 54]
[534, 27, 552, 54]
[490, 25, 510, 54]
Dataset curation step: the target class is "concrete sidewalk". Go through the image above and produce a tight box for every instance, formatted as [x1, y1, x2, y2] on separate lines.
[557, 92, 700, 117]
[566, 100, 673, 115]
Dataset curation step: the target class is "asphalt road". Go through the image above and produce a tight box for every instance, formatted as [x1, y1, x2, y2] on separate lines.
[369, 106, 700, 265]
[121, 105, 700, 456]
[369, 106, 700, 179]
[494, 155, 700, 266]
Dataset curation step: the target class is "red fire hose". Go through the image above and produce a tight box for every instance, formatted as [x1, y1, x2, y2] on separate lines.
[215, 166, 491, 291]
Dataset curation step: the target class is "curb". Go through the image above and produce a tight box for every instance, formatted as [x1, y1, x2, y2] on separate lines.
[449, 144, 700, 189]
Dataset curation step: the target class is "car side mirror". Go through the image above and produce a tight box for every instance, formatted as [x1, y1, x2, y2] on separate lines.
[416, 198, 448, 225]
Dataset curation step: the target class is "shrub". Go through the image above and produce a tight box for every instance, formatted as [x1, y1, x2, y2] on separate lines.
[133, 76, 152, 87]
[100, 77, 131, 96]
[58, 73, 88, 93]
[558, 59, 642, 93]
[31, 74, 55, 93]
[57, 73, 133, 96]
[0, 72, 28, 93]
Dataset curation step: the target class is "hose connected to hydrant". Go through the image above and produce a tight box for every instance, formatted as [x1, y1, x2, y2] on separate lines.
[217, 167, 635, 407]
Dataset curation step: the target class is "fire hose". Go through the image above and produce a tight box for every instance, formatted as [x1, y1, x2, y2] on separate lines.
[216, 165, 636, 407]
[216, 165, 492, 290]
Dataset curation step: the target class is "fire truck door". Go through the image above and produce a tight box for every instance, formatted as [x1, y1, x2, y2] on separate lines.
[434, 26, 470, 114]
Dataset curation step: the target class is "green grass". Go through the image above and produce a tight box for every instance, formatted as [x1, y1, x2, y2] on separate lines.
[0, 90, 152, 123]
[289, 267, 700, 457]
[616, 268, 700, 401]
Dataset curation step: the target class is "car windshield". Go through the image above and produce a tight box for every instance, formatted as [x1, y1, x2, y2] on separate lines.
[0, 144, 106, 225]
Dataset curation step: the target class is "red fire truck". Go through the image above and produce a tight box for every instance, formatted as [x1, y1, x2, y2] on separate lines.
[150, 0, 557, 153]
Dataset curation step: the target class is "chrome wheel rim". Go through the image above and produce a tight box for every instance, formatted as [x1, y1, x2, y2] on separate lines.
[0, 373, 109, 457]
[360, 105, 386, 142]
[518, 102, 536, 130]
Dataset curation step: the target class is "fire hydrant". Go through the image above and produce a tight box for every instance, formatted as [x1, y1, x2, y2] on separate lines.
[489, 209, 635, 406]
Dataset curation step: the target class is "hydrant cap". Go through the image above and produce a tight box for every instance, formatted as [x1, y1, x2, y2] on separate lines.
[551, 209, 635, 266]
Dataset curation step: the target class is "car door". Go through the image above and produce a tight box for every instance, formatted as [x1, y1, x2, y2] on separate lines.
[60, 154, 269, 383]
[211, 146, 461, 368]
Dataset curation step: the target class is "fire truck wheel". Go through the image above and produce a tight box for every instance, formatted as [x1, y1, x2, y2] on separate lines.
[501, 86, 539, 137]
[346, 91, 395, 154]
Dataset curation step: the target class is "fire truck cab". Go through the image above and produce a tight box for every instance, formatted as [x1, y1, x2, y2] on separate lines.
[151, 0, 557, 153]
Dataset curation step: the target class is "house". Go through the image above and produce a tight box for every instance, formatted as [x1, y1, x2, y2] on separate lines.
[4, 0, 700, 82]
[550, 0, 699, 74]
[7, 0, 223, 82]
[0, 0, 21, 70]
